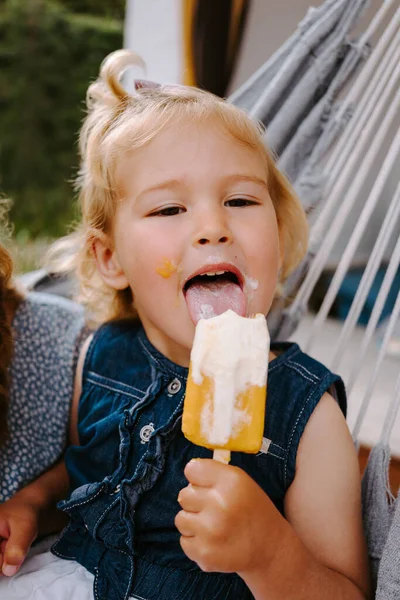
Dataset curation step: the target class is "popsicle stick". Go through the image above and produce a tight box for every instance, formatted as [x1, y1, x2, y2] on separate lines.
[213, 450, 231, 464]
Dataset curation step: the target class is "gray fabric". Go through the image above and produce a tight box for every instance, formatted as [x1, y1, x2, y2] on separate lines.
[231, 0, 369, 146]
[280, 40, 369, 192]
[376, 493, 400, 599]
[362, 443, 396, 590]
[229, 0, 371, 341]
[0, 292, 89, 502]
[229, 0, 348, 110]
[250, 0, 360, 125]
[265, 0, 370, 155]
[262, 0, 368, 156]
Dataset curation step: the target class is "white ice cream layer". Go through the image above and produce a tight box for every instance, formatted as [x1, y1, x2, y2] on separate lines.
[190, 309, 270, 446]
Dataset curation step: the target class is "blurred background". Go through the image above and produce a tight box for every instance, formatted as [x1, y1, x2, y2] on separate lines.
[1, 0, 332, 273]
[0, 0, 124, 271]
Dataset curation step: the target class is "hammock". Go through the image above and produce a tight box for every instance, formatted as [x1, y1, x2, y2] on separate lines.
[229, 0, 400, 441]
[231, 1, 400, 593]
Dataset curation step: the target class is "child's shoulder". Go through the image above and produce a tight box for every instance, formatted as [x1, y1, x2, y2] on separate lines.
[263, 341, 347, 487]
[88, 317, 142, 355]
[268, 343, 345, 408]
[269, 341, 346, 416]
[82, 317, 146, 383]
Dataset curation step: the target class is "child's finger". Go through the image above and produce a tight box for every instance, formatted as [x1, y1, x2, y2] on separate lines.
[179, 535, 204, 568]
[174, 509, 197, 538]
[177, 484, 207, 512]
[2, 521, 37, 576]
[184, 458, 226, 487]
[0, 520, 10, 540]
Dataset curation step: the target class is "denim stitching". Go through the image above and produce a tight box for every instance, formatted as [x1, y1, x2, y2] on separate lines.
[123, 550, 134, 600]
[94, 552, 134, 600]
[284, 387, 315, 486]
[93, 497, 119, 538]
[130, 595, 149, 600]
[94, 568, 100, 600]
[285, 364, 316, 385]
[139, 337, 187, 381]
[288, 361, 319, 381]
[63, 485, 105, 511]
[257, 451, 284, 460]
[270, 442, 285, 452]
[87, 377, 145, 401]
[268, 345, 301, 374]
[88, 371, 147, 395]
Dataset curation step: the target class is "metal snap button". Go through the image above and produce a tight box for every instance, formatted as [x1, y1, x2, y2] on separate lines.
[140, 423, 155, 444]
[167, 378, 182, 395]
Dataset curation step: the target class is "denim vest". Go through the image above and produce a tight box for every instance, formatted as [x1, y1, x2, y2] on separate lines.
[52, 319, 346, 600]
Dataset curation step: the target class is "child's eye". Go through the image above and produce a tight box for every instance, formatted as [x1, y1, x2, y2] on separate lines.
[149, 206, 185, 217]
[225, 198, 258, 207]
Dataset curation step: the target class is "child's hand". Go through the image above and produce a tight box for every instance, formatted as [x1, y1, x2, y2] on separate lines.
[175, 458, 285, 575]
[0, 495, 39, 576]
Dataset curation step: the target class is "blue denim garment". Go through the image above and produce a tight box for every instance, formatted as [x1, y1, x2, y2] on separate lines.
[52, 318, 346, 600]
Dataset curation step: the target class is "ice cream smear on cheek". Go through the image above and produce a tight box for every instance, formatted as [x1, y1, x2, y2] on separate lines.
[188, 310, 269, 447]
[156, 258, 179, 278]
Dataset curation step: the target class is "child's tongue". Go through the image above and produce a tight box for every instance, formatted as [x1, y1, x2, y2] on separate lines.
[185, 278, 246, 325]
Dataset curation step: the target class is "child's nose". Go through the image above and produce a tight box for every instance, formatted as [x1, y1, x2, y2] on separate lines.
[192, 209, 233, 247]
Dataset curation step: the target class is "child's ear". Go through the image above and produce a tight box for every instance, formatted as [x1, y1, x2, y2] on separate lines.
[92, 234, 129, 290]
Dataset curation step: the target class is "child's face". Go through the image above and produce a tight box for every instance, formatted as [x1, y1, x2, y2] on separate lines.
[98, 119, 281, 366]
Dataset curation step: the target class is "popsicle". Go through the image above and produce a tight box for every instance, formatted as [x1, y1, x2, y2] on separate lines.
[182, 309, 270, 463]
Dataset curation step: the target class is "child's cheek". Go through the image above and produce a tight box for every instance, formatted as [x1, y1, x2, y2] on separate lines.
[155, 258, 184, 308]
[156, 258, 179, 279]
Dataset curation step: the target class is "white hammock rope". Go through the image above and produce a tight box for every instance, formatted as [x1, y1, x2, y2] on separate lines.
[304, 126, 400, 353]
[247, 0, 348, 119]
[271, 3, 400, 453]
[308, 11, 400, 244]
[287, 85, 400, 321]
[331, 182, 400, 375]
[324, 30, 400, 198]
[346, 229, 400, 398]
[325, 4, 400, 167]
[379, 374, 400, 447]
[312, 23, 400, 249]
[352, 281, 400, 446]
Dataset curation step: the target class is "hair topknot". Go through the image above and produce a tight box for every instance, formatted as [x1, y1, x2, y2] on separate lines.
[87, 49, 146, 109]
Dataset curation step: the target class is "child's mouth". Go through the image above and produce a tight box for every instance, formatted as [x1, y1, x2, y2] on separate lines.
[183, 267, 246, 325]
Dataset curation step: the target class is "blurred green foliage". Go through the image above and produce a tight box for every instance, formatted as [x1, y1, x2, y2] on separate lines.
[0, 0, 123, 238]
[59, 0, 126, 20]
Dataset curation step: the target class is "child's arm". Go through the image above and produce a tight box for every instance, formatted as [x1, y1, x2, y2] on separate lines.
[176, 393, 371, 599]
[0, 460, 69, 576]
[0, 335, 91, 577]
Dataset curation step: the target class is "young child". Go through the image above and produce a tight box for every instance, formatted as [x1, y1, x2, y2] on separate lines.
[4, 50, 370, 599]
[0, 206, 89, 577]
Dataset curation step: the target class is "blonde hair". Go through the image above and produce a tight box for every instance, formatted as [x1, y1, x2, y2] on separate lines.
[50, 49, 308, 325]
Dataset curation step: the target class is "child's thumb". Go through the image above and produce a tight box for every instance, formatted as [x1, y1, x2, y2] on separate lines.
[2, 524, 36, 576]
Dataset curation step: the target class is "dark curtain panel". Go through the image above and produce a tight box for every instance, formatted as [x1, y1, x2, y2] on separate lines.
[185, 0, 251, 97]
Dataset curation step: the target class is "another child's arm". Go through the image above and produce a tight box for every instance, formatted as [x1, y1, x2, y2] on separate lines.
[175, 393, 371, 599]
[0, 460, 69, 576]
[0, 335, 91, 577]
